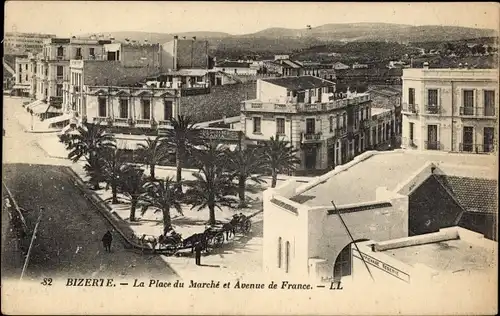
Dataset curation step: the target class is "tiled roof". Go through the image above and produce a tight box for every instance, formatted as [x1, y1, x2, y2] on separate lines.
[262, 76, 334, 90]
[435, 175, 498, 214]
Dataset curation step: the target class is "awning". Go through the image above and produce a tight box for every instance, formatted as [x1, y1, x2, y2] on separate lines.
[46, 106, 64, 114]
[43, 113, 73, 127]
[26, 100, 43, 110]
[31, 103, 49, 114]
[12, 85, 30, 91]
[115, 138, 148, 150]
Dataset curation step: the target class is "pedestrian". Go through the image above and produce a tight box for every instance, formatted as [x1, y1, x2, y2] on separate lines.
[194, 242, 202, 266]
[102, 230, 113, 252]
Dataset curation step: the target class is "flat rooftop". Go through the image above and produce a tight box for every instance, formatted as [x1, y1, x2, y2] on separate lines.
[290, 150, 496, 207]
[383, 238, 495, 273]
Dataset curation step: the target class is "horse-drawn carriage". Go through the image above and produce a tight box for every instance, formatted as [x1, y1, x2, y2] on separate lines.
[139, 213, 252, 256]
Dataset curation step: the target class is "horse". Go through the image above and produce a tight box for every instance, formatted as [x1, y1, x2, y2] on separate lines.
[183, 232, 208, 253]
[221, 222, 235, 241]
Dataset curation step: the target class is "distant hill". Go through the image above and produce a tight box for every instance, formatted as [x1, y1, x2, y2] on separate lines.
[79, 23, 497, 56]
[243, 23, 497, 43]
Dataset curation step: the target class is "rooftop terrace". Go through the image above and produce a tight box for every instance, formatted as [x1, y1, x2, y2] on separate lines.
[288, 150, 496, 207]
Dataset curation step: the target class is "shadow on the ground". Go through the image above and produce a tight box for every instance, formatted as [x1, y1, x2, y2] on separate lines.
[171, 216, 208, 227]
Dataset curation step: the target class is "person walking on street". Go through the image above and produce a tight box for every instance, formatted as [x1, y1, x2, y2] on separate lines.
[194, 242, 202, 266]
[102, 230, 113, 252]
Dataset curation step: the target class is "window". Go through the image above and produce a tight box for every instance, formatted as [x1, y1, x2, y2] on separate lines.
[408, 88, 415, 105]
[277, 237, 282, 268]
[409, 122, 414, 141]
[25, 64, 28, 71]
[462, 126, 474, 152]
[75, 47, 82, 59]
[306, 118, 315, 134]
[483, 127, 494, 153]
[427, 89, 438, 107]
[484, 90, 495, 116]
[19, 64, 22, 72]
[119, 99, 128, 118]
[342, 113, 347, 128]
[57, 46, 64, 57]
[463, 90, 474, 116]
[329, 116, 334, 132]
[98, 97, 107, 117]
[164, 100, 173, 120]
[276, 118, 285, 135]
[253, 117, 261, 134]
[336, 114, 340, 130]
[142, 99, 151, 120]
[56, 84, 63, 97]
[285, 241, 290, 273]
[89, 48, 95, 56]
[25, 74, 28, 81]
[56, 66, 64, 79]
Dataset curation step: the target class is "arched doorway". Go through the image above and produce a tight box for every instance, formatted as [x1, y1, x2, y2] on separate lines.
[333, 239, 370, 281]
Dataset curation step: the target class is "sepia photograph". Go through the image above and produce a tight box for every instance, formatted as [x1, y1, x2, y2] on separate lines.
[2, 1, 498, 315]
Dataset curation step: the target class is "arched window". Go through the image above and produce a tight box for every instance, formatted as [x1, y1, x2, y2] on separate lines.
[285, 241, 290, 273]
[277, 237, 282, 268]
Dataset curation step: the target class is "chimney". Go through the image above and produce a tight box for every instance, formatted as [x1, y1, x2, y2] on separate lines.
[423, 62, 429, 69]
[192, 36, 196, 41]
[173, 35, 178, 40]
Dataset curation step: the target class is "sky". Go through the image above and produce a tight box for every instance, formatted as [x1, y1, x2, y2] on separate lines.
[4, 1, 499, 36]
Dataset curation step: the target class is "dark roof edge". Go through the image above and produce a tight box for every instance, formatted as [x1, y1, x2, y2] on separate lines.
[327, 201, 393, 215]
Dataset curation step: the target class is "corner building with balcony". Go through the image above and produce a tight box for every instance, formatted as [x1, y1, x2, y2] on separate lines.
[241, 76, 372, 173]
[401, 67, 498, 154]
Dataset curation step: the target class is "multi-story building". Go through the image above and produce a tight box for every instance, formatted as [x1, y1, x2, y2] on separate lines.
[4, 32, 55, 54]
[367, 85, 403, 145]
[241, 76, 372, 173]
[13, 56, 31, 96]
[27, 37, 113, 117]
[369, 108, 395, 149]
[401, 65, 498, 154]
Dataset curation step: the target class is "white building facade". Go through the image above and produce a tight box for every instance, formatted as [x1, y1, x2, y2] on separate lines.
[401, 67, 498, 154]
[241, 76, 372, 173]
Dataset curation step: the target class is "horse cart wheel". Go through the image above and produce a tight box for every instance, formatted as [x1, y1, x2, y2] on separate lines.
[242, 219, 252, 234]
[214, 232, 225, 248]
[164, 242, 180, 256]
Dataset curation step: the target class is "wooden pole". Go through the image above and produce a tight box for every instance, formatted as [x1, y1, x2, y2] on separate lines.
[20, 207, 43, 281]
[331, 201, 374, 282]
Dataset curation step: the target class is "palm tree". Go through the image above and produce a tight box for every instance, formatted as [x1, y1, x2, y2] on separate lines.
[118, 165, 146, 222]
[141, 177, 183, 234]
[262, 136, 301, 188]
[83, 154, 106, 190]
[226, 147, 266, 208]
[164, 115, 201, 191]
[137, 136, 169, 180]
[63, 123, 116, 163]
[61, 123, 116, 190]
[101, 148, 128, 204]
[185, 141, 236, 225]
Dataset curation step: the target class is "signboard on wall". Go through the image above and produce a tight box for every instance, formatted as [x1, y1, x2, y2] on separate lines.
[352, 248, 410, 283]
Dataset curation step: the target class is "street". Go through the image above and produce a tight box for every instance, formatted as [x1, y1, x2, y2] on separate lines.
[2, 97, 177, 280]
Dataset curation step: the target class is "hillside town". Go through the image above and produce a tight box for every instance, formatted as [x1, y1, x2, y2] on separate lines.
[2, 10, 498, 309]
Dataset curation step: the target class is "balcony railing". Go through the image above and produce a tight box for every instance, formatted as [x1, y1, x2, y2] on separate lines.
[114, 118, 130, 125]
[335, 126, 348, 137]
[424, 105, 440, 115]
[459, 143, 496, 153]
[135, 119, 152, 125]
[425, 140, 441, 150]
[301, 132, 322, 143]
[158, 120, 171, 127]
[402, 103, 418, 114]
[459, 107, 496, 117]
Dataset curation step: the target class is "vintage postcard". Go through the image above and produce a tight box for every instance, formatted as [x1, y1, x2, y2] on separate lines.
[2, 1, 498, 315]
